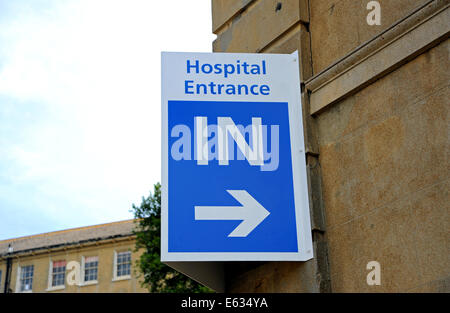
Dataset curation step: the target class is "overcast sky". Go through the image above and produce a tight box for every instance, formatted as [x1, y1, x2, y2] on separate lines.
[0, 0, 215, 240]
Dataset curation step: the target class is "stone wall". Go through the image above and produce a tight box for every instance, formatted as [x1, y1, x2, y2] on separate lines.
[318, 39, 449, 293]
[212, 0, 449, 292]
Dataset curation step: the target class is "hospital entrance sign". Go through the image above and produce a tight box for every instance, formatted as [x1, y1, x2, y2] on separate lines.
[161, 51, 313, 262]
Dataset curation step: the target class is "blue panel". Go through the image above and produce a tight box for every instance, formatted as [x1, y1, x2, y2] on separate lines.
[168, 100, 298, 252]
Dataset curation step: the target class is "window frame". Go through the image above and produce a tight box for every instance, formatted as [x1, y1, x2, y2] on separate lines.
[112, 250, 131, 281]
[16, 264, 34, 293]
[46, 259, 66, 291]
[81, 255, 99, 286]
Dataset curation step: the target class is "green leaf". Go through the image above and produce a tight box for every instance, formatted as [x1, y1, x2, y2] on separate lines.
[132, 182, 213, 293]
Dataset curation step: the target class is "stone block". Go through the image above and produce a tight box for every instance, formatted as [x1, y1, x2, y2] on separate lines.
[225, 260, 320, 292]
[309, 0, 427, 73]
[212, 0, 254, 33]
[213, 0, 301, 53]
[407, 277, 450, 292]
[328, 181, 447, 292]
[412, 180, 449, 284]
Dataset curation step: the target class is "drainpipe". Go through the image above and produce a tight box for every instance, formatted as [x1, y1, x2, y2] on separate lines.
[3, 244, 13, 293]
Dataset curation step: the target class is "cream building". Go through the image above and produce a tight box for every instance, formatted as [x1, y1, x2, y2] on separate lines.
[0, 220, 147, 293]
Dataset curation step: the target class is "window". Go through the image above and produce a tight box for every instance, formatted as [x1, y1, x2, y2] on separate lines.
[116, 251, 131, 278]
[51, 260, 66, 287]
[19, 265, 34, 292]
[83, 256, 98, 282]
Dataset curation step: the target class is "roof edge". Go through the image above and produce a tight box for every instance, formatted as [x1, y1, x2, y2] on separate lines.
[0, 219, 137, 244]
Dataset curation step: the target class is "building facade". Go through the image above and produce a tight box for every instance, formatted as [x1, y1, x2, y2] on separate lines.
[211, 0, 449, 292]
[0, 220, 147, 293]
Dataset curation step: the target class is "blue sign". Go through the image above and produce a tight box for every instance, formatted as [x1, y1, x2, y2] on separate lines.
[162, 52, 313, 261]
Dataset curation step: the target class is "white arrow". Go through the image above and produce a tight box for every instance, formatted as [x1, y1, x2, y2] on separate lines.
[194, 190, 270, 237]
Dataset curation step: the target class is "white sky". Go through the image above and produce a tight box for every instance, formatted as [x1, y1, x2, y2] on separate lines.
[0, 0, 215, 240]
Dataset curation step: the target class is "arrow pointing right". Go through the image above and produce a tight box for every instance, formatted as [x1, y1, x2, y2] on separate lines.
[194, 190, 270, 237]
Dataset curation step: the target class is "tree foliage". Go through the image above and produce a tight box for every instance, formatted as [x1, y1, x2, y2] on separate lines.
[132, 182, 212, 293]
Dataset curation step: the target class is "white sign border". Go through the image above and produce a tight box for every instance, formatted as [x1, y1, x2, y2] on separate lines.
[161, 51, 313, 262]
